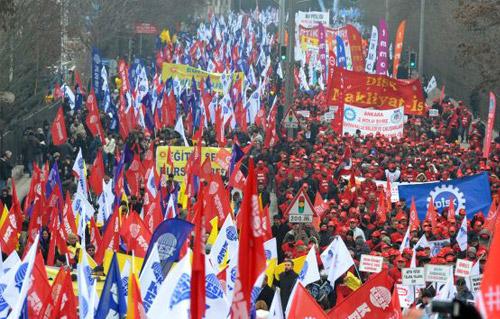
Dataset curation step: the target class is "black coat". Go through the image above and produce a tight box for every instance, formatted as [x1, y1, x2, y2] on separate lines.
[278, 270, 298, 312]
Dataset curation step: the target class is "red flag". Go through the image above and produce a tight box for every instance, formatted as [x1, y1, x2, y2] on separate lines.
[426, 199, 438, 229]
[230, 159, 266, 317]
[125, 153, 145, 196]
[61, 192, 77, 238]
[477, 213, 500, 318]
[161, 91, 177, 127]
[85, 88, 106, 145]
[392, 284, 403, 319]
[28, 252, 51, 318]
[263, 105, 278, 149]
[10, 179, 23, 227]
[205, 173, 232, 227]
[89, 216, 102, 254]
[228, 159, 246, 190]
[118, 103, 130, 140]
[439, 85, 446, 104]
[214, 148, 232, 172]
[215, 105, 226, 147]
[127, 273, 147, 319]
[166, 146, 174, 173]
[199, 156, 213, 182]
[0, 205, 20, 254]
[314, 192, 329, 218]
[40, 268, 77, 319]
[120, 211, 152, 257]
[54, 83, 63, 100]
[448, 196, 456, 224]
[328, 270, 397, 319]
[190, 185, 206, 319]
[89, 150, 105, 195]
[483, 92, 497, 158]
[143, 189, 163, 234]
[74, 70, 86, 94]
[376, 190, 387, 224]
[51, 107, 68, 145]
[95, 207, 120, 264]
[409, 197, 420, 227]
[485, 201, 499, 233]
[143, 142, 155, 172]
[47, 208, 70, 266]
[288, 283, 328, 318]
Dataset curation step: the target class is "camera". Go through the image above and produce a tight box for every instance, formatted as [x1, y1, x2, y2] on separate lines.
[430, 299, 481, 319]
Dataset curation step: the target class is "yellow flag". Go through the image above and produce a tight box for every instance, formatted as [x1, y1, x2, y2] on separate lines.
[274, 255, 307, 280]
[207, 216, 219, 246]
[160, 29, 171, 43]
[103, 249, 144, 274]
[0, 206, 9, 230]
[265, 259, 277, 286]
[344, 271, 362, 291]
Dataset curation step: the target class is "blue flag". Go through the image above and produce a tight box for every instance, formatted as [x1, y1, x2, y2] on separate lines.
[229, 143, 244, 177]
[336, 36, 347, 68]
[95, 253, 127, 319]
[398, 172, 492, 220]
[142, 218, 194, 275]
[45, 162, 63, 200]
[91, 47, 102, 100]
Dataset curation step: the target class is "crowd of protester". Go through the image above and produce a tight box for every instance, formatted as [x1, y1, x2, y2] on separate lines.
[0, 8, 498, 317]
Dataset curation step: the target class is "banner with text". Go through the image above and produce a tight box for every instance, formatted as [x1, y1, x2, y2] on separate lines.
[342, 104, 404, 139]
[156, 146, 231, 182]
[161, 63, 243, 93]
[327, 68, 426, 115]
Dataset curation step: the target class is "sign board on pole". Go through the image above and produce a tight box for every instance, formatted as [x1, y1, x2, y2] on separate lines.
[402, 267, 425, 286]
[134, 23, 158, 34]
[296, 110, 310, 118]
[323, 111, 335, 121]
[429, 109, 439, 117]
[359, 254, 383, 273]
[455, 259, 473, 277]
[286, 188, 315, 223]
[470, 274, 483, 293]
[283, 108, 300, 128]
[424, 264, 451, 283]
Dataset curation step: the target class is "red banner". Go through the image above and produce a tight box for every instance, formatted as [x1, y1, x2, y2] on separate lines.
[327, 68, 426, 115]
[483, 92, 497, 157]
[345, 24, 365, 72]
[328, 270, 399, 319]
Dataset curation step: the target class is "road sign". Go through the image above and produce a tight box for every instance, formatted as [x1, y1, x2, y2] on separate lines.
[282, 108, 299, 128]
[286, 188, 315, 223]
[135, 23, 158, 34]
[402, 267, 425, 286]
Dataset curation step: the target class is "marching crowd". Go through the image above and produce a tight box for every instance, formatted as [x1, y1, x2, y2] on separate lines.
[0, 7, 498, 319]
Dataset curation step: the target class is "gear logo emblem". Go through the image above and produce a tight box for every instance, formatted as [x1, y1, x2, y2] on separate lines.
[427, 184, 466, 212]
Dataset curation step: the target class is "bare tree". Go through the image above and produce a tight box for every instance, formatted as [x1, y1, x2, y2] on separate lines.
[454, 0, 500, 92]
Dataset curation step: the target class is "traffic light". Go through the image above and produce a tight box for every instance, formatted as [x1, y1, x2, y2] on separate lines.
[280, 46, 287, 61]
[409, 51, 417, 69]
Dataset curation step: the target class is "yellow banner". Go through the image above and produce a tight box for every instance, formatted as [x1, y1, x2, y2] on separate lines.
[161, 63, 244, 93]
[156, 146, 230, 182]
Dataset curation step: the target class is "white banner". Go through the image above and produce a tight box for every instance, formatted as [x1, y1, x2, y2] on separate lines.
[295, 11, 330, 61]
[365, 26, 378, 74]
[342, 104, 404, 139]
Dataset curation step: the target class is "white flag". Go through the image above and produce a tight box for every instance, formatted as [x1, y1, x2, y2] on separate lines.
[268, 288, 284, 319]
[148, 250, 192, 318]
[72, 148, 88, 196]
[140, 243, 164, 313]
[3, 235, 39, 319]
[263, 237, 278, 263]
[320, 236, 354, 288]
[414, 234, 430, 250]
[457, 216, 468, 251]
[174, 117, 190, 147]
[121, 260, 131, 305]
[72, 191, 95, 237]
[62, 84, 76, 109]
[97, 179, 114, 224]
[365, 26, 378, 74]
[425, 76, 437, 93]
[208, 215, 238, 273]
[298, 245, 320, 287]
[205, 257, 229, 319]
[0, 251, 20, 275]
[400, 226, 411, 253]
[78, 237, 97, 319]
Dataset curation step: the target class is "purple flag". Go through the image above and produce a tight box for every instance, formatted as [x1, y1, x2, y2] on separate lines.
[318, 23, 327, 81]
[376, 19, 389, 75]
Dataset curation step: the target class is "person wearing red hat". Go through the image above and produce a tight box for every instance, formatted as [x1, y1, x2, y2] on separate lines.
[348, 217, 366, 241]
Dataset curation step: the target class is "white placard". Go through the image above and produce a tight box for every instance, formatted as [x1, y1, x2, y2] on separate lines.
[296, 110, 310, 118]
[429, 109, 439, 117]
[470, 274, 483, 293]
[342, 104, 404, 139]
[424, 264, 451, 283]
[455, 259, 474, 277]
[402, 267, 425, 286]
[323, 111, 335, 121]
[359, 254, 383, 273]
